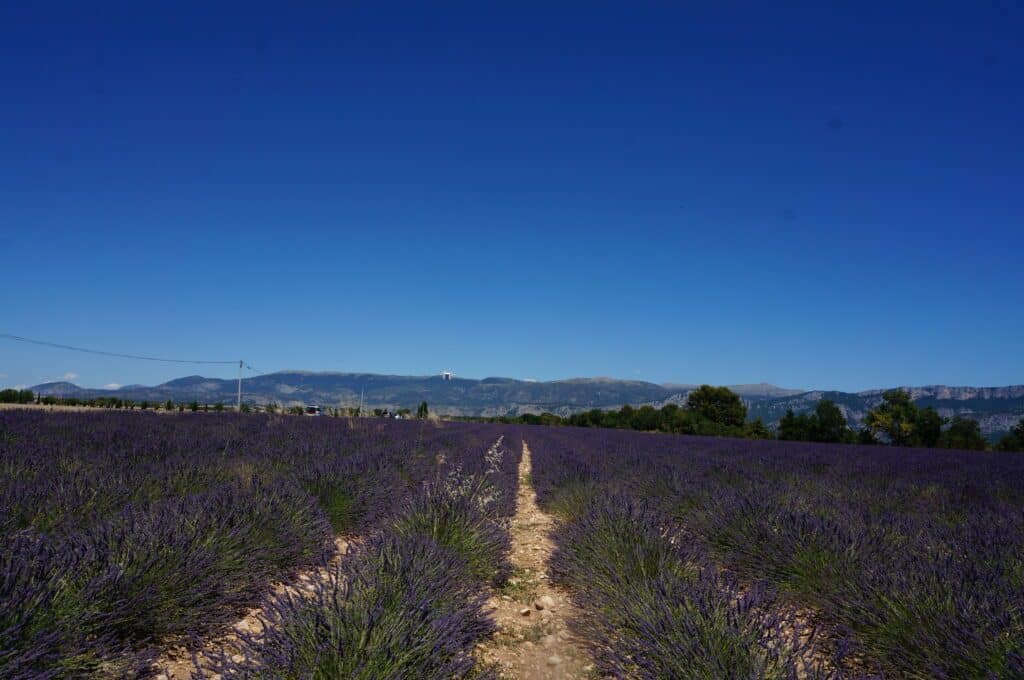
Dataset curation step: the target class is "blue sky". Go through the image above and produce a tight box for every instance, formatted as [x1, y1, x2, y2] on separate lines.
[1, 2, 1022, 392]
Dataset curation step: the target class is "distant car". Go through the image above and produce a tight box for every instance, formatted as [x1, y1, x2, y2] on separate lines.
[304, 406, 322, 416]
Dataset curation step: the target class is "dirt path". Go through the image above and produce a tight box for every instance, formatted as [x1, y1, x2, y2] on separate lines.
[477, 442, 592, 679]
[157, 537, 349, 680]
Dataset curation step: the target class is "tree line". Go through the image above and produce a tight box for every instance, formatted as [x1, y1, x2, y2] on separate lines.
[5, 385, 1023, 451]
[479, 385, 1024, 452]
[0, 390, 435, 421]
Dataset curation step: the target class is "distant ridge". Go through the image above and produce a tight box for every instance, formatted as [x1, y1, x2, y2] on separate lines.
[29, 372, 1024, 437]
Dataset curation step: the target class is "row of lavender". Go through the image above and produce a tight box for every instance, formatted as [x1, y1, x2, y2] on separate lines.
[0, 411, 515, 678]
[525, 426, 1024, 679]
[208, 431, 522, 678]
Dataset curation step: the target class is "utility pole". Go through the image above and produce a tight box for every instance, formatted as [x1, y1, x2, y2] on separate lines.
[237, 360, 243, 412]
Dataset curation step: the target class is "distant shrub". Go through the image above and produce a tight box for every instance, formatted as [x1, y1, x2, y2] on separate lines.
[939, 415, 987, 450]
[998, 418, 1024, 452]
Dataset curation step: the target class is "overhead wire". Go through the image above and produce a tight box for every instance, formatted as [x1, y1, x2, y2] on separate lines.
[0, 333, 238, 365]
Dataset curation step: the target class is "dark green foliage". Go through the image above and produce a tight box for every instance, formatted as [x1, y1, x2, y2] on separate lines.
[998, 418, 1024, 452]
[492, 390, 770, 440]
[744, 417, 772, 439]
[685, 385, 747, 427]
[915, 406, 945, 448]
[940, 416, 987, 450]
[417, 400, 429, 418]
[813, 400, 851, 443]
[778, 401, 854, 443]
[0, 389, 35, 404]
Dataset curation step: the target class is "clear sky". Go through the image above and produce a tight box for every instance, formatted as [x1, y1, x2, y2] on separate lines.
[1, 2, 1022, 392]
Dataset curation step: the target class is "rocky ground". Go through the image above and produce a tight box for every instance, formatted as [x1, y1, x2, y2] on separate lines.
[476, 442, 593, 679]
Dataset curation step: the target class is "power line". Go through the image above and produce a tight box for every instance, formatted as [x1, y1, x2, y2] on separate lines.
[0, 333, 238, 365]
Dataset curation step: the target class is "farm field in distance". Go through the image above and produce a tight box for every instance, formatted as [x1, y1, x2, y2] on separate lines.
[2, 410, 1022, 678]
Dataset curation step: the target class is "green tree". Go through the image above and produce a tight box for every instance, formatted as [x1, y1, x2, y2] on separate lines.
[864, 390, 950, 447]
[189, 400, 199, 412]
[685, 385, 746, 427]
[745, 418, 772, 439]
[140, 401, 149, 410]
[0, 389, 33, 404]
[777, 409, 812, 441]
[915, 406, 946, 448]
[997, 419, 1024, 452]
[633, 405, 662, 431]
[240, 403, 251, 413]
[940, 416, 987, 450]
[617, 404, 634, 428]
[812, 400, 852, 443]
[416, 401, 429, 419]
[865, 390, 919, 446]
[214, 402, 224, 412]
[164, 399, 174, 411]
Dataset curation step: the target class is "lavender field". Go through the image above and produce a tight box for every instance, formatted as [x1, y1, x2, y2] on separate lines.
[527, 427, 1024, 679]
[0, 412, 518, 678]
[2, 411, 1022, 678]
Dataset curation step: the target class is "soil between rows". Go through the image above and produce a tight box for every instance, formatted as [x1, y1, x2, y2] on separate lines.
[476, 441, 592, 679]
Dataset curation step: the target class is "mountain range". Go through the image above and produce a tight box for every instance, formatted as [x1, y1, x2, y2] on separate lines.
[32, 372, 1024, 437]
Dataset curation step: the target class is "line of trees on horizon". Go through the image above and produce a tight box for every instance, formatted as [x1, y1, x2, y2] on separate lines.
[6, 385, 1023, 452]
[476, 386, 1024, 452]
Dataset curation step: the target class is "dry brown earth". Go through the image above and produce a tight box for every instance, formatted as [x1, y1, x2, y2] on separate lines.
[476, 442, 593, 679]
